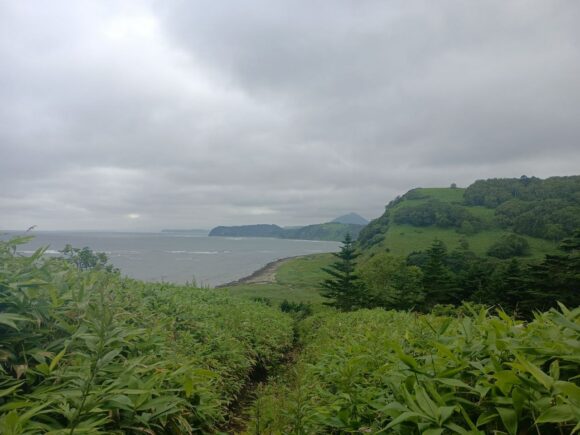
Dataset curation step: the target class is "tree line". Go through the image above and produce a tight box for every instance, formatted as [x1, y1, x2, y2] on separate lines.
[321, 231, 580, 317]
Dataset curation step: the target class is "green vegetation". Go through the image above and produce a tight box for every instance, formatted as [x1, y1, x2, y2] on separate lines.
[222, 254, 333, 308]
[250, 306, 580, 434]
[0, 237, 293, 433]
[464, 176, 580, 240]
[320, 233, 365, 311]
[322, 231, 579, 317]
[283, 222, 364, 242]
[487, 234, 530, 259]
[2, 175, 579, 433]
[357, 178, 576, 257]
[209, 222, 364, 241]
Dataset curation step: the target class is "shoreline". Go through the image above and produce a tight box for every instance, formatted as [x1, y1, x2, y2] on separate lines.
[215, 255, 302, 287]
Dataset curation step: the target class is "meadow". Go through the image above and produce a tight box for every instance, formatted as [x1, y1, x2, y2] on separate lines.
[222, 253, 334, 308]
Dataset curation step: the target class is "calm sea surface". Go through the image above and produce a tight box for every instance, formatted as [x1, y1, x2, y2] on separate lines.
[5, 231, 340, 287]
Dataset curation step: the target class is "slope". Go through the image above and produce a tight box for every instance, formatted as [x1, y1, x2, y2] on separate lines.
[357, 179, 577, 259]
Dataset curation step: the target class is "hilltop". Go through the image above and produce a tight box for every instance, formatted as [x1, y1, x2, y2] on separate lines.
[332, 212, 369, 225]
[358, 175, 580, 259]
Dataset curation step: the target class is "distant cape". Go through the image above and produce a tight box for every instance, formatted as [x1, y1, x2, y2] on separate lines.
[209, 219, 366, 242]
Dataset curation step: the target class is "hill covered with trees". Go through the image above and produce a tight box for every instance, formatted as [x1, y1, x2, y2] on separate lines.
[358, 175, 580, 257]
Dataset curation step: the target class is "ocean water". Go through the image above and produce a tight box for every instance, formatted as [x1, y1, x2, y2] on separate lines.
[5, 231, 340, 287]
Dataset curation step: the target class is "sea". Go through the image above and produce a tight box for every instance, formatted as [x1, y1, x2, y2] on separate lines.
[3, 231, 341, 287]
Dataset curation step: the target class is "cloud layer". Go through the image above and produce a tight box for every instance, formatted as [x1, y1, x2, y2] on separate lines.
[1, 0, 579, 230]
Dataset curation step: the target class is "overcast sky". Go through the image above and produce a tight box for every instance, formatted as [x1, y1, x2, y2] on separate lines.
[1, 1, 579, 231]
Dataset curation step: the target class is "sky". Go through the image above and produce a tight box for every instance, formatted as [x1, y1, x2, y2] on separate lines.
[1, 1, 579, 231]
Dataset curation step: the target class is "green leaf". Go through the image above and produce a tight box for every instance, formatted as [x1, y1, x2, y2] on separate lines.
[435, 378, 473, 391]
[513, 356, 554, 390]
[0, 313, 31, 330]
[536, 405, 576, 423]
[49, 347, 67, 372]
[385, 411, 425, 429]
[0, 383, 23, 399]
[497, 407, 517, 435]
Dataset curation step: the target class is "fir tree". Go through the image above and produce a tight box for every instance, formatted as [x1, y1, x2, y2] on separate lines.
[421, 240, 460, 309]
[524, 231, 580, 312]
[320, 233, 365, 311]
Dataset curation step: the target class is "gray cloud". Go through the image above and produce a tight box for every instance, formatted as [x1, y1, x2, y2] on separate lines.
[1, 0, 579, 230]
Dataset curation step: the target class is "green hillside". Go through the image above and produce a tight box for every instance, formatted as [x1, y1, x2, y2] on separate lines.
[358, 176, 580, 259]
[222, 253, 334, 307]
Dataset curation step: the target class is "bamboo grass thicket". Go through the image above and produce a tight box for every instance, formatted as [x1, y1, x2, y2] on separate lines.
[0, 237, 294, 433]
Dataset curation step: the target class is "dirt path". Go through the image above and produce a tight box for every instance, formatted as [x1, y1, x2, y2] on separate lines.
[216, 256, 300, 287]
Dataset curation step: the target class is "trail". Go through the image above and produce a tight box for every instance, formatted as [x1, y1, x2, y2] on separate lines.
[216, 256, 301, 287]
[220, 259, 304, 433]
[222, 339, 302, 434]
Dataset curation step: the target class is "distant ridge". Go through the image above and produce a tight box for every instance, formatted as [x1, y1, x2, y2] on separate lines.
[209, 222, 364, 241]
[332, 212, 368, 226]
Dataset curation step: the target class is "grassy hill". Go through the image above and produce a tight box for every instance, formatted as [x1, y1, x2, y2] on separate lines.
[358, 183, 570, 259]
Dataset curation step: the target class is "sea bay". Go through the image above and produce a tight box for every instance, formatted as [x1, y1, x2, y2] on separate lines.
[6, 231, 340, 287]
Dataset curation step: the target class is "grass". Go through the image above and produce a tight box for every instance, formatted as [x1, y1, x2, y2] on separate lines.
[372, 224, 557, 258]
[222, 253, 334, 308]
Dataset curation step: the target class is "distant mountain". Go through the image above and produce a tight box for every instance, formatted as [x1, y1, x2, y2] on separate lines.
[209, 222, 364, 241]
[332, 213, 368, 226]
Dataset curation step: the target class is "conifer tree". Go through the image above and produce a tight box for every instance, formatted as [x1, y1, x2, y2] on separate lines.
[421, 240, 460, 309]
[524, 230, 580, 312]
[320, 233, 365, 311]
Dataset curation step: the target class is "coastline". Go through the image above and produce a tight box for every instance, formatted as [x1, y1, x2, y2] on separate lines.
[215, 255, 302, 287]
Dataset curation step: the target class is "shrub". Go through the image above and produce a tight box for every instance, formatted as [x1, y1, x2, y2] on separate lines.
[487, 234, 530, 259]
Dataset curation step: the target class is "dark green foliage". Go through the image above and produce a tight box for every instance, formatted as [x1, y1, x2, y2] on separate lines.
[60, 244, 119, 272]
[487, 234, 530, 259]
[421, 240, 461, 309]
[465, 175, 580, 207]
[465, 176, 580, 240]
[279, 299, 313, 319]
[510, 200, 580, 240]
[358, 253, 424, 310]
[357, 203, 396, 249]
[523, 231, 580, 312]
[393, 199, 483, 232]
[320, 234, 365, 310]
[282, 222, 364, 241]
[251, 296, 273, 306]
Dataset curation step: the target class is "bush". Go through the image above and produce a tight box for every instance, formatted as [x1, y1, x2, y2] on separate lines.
[393, 199, 483, 232]
[487, 234, 530, 259]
